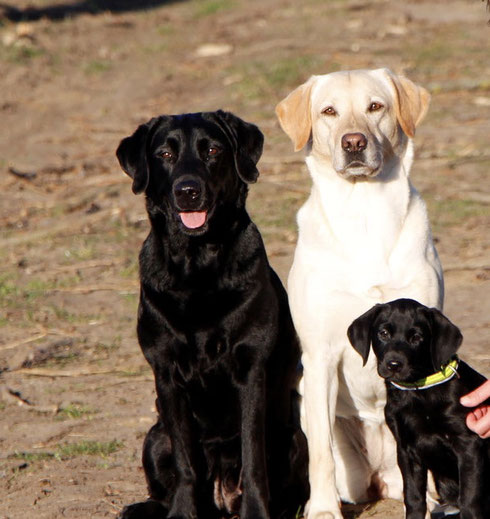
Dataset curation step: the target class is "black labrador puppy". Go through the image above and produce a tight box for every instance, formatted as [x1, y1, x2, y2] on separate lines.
[347, 298, 490, 519]
[115, 110, 309, 519]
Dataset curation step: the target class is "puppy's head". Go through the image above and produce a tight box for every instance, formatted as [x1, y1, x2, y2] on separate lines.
[116, 110, 263, 235]
[347, 299, 462, 384]
[275, 68, 430, 181]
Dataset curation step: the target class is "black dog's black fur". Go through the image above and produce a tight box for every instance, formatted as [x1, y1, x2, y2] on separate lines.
[116, 111, 309, 519]
[348, 298, 490, 519]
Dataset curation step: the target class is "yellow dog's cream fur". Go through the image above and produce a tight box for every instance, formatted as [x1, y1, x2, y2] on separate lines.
[276, 69, 443, 519]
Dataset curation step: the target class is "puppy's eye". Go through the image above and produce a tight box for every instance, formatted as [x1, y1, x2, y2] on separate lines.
[410, 333, 423, 345]
[161, 150, 173, 160]
[368, 102, 384, 112]
[207, 147, 219, 157]
[378, 329, 390, 340]
[322, 106, 337, 116]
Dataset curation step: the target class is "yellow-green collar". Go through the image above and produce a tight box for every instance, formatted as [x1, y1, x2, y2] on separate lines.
[390, 357, 460, 391]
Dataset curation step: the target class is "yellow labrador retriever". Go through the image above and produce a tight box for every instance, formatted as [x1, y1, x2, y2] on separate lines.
[276, 69, 444, 519]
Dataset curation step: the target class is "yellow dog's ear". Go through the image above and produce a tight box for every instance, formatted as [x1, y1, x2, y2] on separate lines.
[385, 70, 430, 138]
[275, 77, 315, 152]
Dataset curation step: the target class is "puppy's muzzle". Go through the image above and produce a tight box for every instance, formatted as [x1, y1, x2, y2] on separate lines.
[379, 352, 406, 378]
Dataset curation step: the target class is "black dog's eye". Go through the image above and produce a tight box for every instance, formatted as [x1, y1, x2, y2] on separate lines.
[368, 102, 384, 112]
[410, 333, 423, 346]
[161, 150, 173, 160]
[322, 106, 337, 116]
[207, 147, 219, 157]
[378, 328, 390, 340]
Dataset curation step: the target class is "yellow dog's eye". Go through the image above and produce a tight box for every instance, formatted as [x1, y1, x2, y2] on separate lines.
[368, 102, 383, 112]
[322, 106, 337, 116]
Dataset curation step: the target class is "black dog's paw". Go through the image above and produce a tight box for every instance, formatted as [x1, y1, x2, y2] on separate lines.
[119, 500, 168, 519]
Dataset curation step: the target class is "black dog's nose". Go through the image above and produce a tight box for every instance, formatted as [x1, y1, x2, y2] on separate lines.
[341, 132, 368, 153]
[387, 360, 403, 372]
[174, 180, 202, 206]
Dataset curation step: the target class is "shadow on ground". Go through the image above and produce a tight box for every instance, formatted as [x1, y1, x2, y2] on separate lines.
[0, 0, 185, 21]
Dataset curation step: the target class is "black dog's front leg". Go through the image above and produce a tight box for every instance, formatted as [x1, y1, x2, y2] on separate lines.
[457, 437, 487, 519]
[397, 446, 427, 519]
[239, 369, 270, 519]
[156, 375, 197, 519]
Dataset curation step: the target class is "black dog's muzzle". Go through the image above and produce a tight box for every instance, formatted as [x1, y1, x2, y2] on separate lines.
[172, 175, 208, 230]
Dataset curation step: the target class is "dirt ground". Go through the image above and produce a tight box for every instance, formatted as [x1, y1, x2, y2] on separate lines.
[0, 1, 488, 518]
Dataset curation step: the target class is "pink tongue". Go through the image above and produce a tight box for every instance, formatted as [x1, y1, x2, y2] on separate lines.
[179, 211, 207, 229]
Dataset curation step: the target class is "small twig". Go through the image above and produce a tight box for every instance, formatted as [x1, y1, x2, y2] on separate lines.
[28, 259, 124, 275]
[8, 166, 37, 180]
[48, 282, 138, 294]
[14, 367, 124, 378]
[444, 264, 490, 273]
[0, 327, 81, 352]
[0, 333, 47, 352]
[7, 387, 33, 406]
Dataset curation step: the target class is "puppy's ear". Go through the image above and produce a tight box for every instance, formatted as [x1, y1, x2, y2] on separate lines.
[428, 308, 463, 371]
[275, 77, 315, 152]
[384, 69, 430, 138]
[347, 304, 386, 366]
[116, 118, 158, 194]
[209, 110, 264, 184]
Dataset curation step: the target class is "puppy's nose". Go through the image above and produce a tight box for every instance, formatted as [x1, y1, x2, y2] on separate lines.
[341, 132, 368, 152]
[387, 360, 403, 373]
[174, 180, 201, 205]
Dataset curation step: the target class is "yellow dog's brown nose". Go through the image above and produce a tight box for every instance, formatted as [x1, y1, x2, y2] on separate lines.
[341, 132, 368, 152]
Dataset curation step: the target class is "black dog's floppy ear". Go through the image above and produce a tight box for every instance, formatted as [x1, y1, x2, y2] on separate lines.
[208, 110, 264, 183]
[347, 304, 386, 366]
[428, 308, 463, 371]
[116, 118, 158, 194]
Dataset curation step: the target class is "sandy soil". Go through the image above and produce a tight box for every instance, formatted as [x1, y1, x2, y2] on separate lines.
[0, 1, 488, 517]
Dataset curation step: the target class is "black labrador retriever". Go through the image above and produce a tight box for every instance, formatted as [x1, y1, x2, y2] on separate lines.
[347, 298, 490, 519]
[115, 110, 309, 519]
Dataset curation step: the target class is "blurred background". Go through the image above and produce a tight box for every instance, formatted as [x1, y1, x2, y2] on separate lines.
[0, 1, 488, 517]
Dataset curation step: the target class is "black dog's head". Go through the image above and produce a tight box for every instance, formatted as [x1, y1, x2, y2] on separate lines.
[347, 299, 463, 384]
[116, 110, 264, 235]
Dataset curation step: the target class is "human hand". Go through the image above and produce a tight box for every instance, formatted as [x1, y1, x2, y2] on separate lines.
[460, 380, 490, 439]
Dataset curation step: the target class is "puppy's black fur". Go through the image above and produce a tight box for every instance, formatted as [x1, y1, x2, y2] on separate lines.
[348, 298, 490, 519]
[116, 111, 309, 519]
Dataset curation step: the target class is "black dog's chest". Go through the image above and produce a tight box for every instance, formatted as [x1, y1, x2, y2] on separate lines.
[389, 392, 466, 473]
[188, 364, 241, 438]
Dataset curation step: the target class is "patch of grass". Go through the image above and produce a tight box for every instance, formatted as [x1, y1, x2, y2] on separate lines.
[56, 403, 97, 421]
[95, 335, 122, 354]
[230, 55, 329, 100]
[0, 274, 19, 299]
[1, 45, 45, 64]
[23, 279, 57, 302]
[56, 440, 123, 459]
[64, 237, 97, 261]
[426, 197, 488, 231]
[193, 0, 234, 17]
[156, 24, 174, 37]
[120, 259, 139, 279]
[11, 451, 56, 463]
[11, 440, 123, 463]
[118, 366, 151, 377]
[84, 59, 112, 75]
